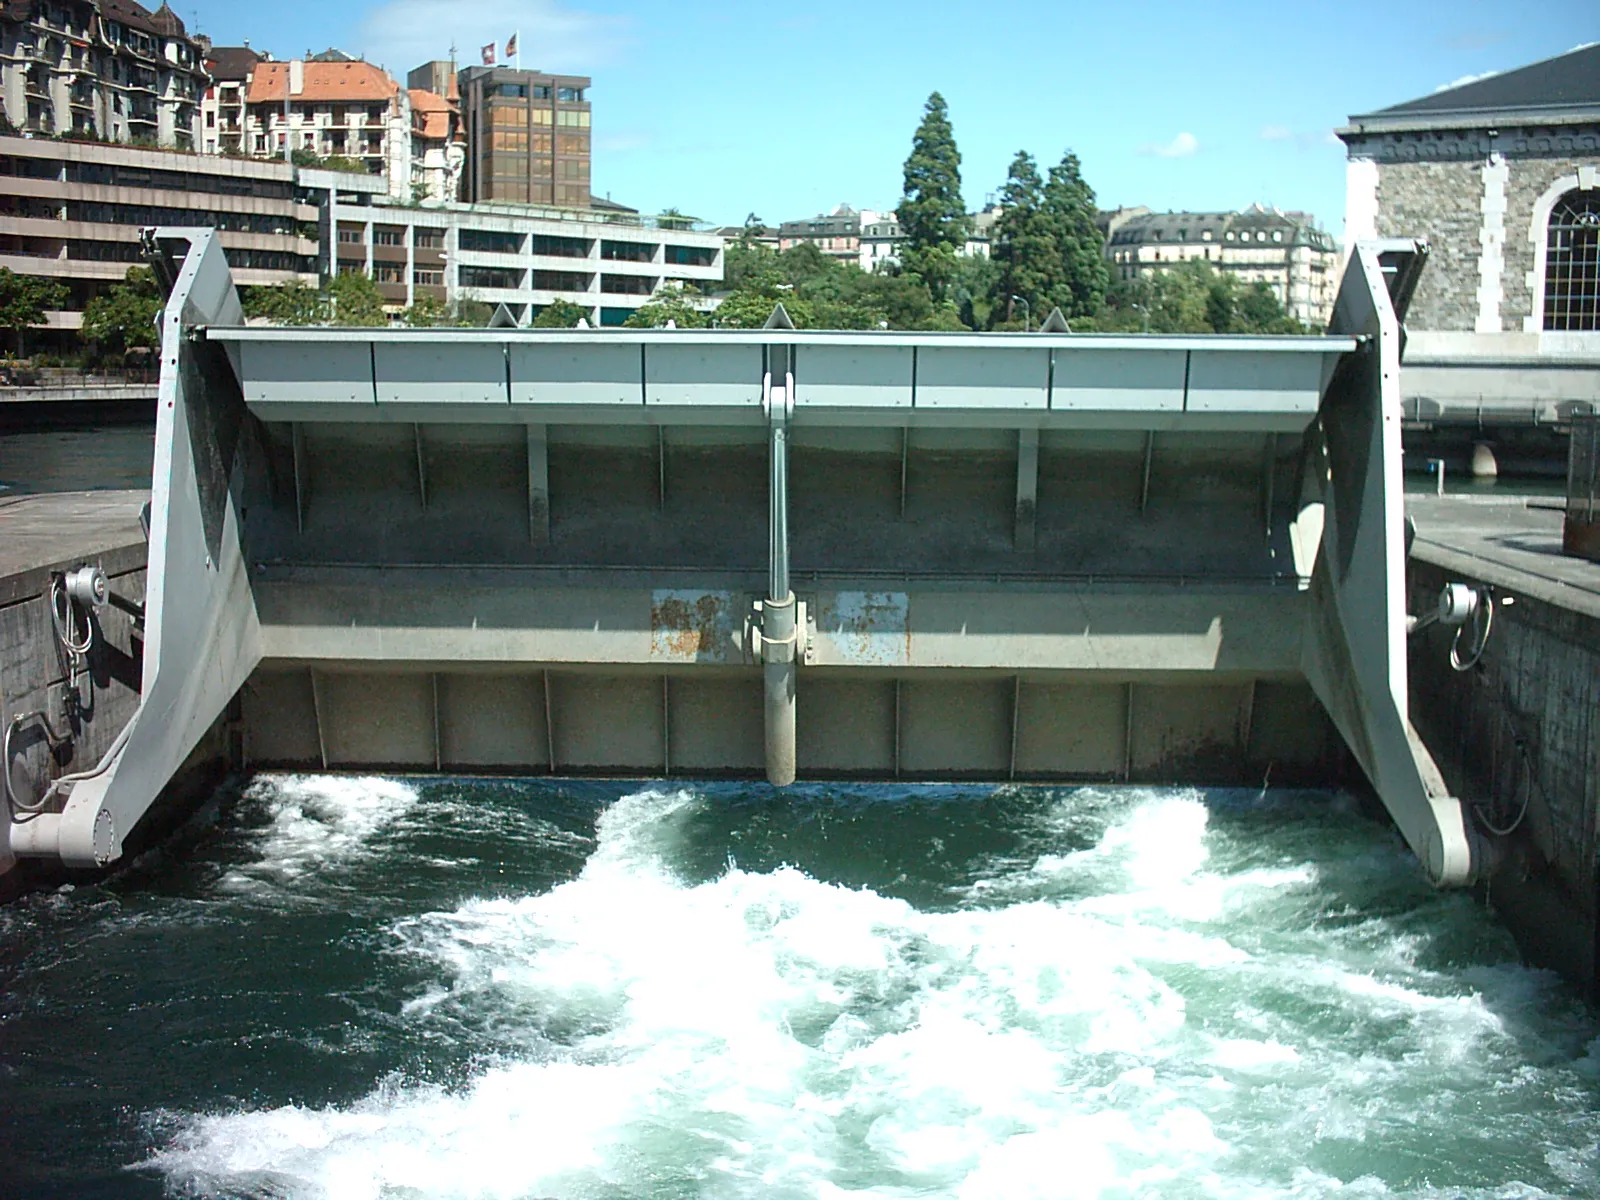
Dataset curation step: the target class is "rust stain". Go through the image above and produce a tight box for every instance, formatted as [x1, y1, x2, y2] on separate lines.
[650, 589, 736, 663]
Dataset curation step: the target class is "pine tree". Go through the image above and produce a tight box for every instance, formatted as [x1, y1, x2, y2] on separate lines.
[897, 92, 969, 304]
[989, 151, 1059, 326]
[1041, 151, 1110, 319]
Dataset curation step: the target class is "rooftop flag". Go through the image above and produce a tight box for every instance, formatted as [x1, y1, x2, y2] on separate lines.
[505, 33, 517, 58]
[480, 42, 495, 65]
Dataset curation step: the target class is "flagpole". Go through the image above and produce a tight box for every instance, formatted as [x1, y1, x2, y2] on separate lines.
[514, 31, 520, 71]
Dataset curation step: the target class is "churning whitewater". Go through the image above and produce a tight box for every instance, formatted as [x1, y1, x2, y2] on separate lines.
[136, 777, 1599, 1200]
[3, 775, 1598, 1198]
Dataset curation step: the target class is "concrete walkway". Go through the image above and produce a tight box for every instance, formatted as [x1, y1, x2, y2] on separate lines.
[1406, 494, 1600, 619]
[0, 490, 148, 605]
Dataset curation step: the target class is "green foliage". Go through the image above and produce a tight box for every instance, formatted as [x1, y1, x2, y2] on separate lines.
[950, 253, 1000, 331]
[1096, 260, 1304, 334]
[896, 92, 968, 304]
[656, 207, 696, 231]
[623, 286, 710, 329]
[989, 152, 1057, 326]
[0, 268, 68, 353]
[291, 148, 371, 174]
[81, 266, 162, 354]
[326, 271, 387, 326]
[532, 298, 591, 328]
[400, 294, 455, 327]
[242, 280, 327, 325]
[709, 241, 964, 331]
[1041, 152, 1109, 318]
[240, 272, 387, 327]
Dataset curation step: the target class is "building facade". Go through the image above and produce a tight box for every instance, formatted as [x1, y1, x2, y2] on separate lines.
[458, 65, 590, 208]
[0, 0, 206, 147]
[1338, 43, 1600, 428]
[244, 58, 410, 196]
[1104, 205, 1339, 326]
[0, 134, 318, 329]
[405, 60, 462, 204]
[199, 43, 264, 156]
[306, 170, 722, 325]
[781, 204, 994, 271]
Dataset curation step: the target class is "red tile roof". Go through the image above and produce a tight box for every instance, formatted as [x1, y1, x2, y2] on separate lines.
[246, 60, 398, 104]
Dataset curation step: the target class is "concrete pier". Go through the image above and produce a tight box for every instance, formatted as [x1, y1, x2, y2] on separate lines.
[0, 491, 149, 880]
[1407, 494, 1600, 998]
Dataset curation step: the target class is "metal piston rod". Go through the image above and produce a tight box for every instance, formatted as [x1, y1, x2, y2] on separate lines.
[763, 360, 797, 787]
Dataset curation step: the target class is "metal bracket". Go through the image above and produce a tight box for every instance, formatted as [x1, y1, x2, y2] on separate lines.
[745, 596, 811, 664]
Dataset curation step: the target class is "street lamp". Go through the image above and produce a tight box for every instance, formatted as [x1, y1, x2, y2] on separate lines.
[1130, 302, 1150, 333]
[1011, 294, 1030, 332]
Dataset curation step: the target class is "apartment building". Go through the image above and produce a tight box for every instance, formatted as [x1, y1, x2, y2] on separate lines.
[0, 134, 318, 329]
[244, 58, 410, 196]
[785, 203, 996, 271]
[405, 60, 462, 204]
[307, 169, 722, 325]
[0, 0, 207, 147]
[199, 43, 265, 156]
[458, 65, 591, 208]
[1104, 205, 1339, 326]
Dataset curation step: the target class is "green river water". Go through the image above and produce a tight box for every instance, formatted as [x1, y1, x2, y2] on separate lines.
[1, 776, 1597, 1199]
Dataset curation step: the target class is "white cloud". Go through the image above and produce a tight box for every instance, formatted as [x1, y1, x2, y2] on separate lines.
[1138, 131, 1198, 158]
[354, 0, 628, 76]
[1260, 124, 1293, 141]
[1434, 69, 1498, 93]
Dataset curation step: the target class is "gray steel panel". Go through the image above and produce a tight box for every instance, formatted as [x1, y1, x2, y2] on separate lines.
[646, 343, 763, 407]
[915, 345, 1049, 409]
[1052, 347, 1186, 412]
[237, 339, 372, 407]
[1187, 349, 1327, 414]
[375, 341, 508, 406]
[509, 341, 640, 406]
[795, 344, 913, 409]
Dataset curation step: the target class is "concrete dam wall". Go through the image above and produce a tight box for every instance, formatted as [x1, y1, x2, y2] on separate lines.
[3, 228, 1484, 887]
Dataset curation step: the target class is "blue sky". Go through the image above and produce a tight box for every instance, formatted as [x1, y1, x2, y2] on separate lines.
[185, 0, 1597, 240]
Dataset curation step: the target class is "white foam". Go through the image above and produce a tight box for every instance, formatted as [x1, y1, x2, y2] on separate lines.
[149, 785, 1600, 1199]
[221, 774, 419, 891]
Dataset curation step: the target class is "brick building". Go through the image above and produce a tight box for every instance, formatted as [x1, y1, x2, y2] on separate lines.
[1338, 44, 1599, 427]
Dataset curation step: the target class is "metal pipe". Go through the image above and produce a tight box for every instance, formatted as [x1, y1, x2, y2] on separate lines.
[764, 367, 796, 787]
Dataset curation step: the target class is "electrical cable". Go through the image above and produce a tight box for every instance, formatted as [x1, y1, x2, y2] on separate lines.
[1449, 588, 1494, 672]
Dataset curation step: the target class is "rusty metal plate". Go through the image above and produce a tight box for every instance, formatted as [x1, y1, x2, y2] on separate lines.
[650, 589, 742, 663]
[815, 591, 910, 666]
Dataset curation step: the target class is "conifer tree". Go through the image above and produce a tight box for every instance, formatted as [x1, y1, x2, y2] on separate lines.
[989, 151, 1060, 325]
[897, 92, 969, 304]
[1041, 151, 1110, 318]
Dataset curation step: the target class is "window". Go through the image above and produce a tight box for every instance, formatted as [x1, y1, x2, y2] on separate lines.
[459, 228, 523, 254]
[602, 239, 653, 262]
[373, 263, 405, 283]
[557, 87, 582, 102]
[530, 234, 589, 257]
[665, 245, 716, 267]
[373, 227, 405, 246]
[337, 227, 363, 244]
[498, 83, 527, 98]
[531, 85, 551, 99]
[556, 109, 590, 127]
[1545, 189, 1600, 332]
[414, 228, 444, 249]
[460, 265, 523, 289]
[413, 268, 443, 286]
[533, 269, 590, 291]
[1272, 230, 1283, 243]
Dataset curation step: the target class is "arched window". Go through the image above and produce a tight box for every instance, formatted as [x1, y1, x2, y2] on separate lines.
[1544, 189, 1600, 331]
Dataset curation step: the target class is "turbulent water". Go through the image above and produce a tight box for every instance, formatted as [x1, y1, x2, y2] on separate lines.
[1, 777, 1597, 1199]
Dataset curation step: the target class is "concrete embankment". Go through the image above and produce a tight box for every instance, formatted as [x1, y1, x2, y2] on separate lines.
[1407, 494, 1600, 1000]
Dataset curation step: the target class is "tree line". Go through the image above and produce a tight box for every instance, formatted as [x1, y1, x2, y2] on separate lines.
[632, 92, 1308, 335]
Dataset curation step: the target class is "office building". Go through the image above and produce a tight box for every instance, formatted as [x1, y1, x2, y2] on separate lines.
[458, 65, 591, 208]
[306, 168, 722, 325]
[0, 134, 318, 332]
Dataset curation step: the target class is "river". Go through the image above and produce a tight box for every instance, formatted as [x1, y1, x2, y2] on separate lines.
[0, 776, 1596, 1198]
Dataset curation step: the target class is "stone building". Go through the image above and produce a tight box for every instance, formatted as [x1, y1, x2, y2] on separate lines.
[1103, 205, 1340, 327]
[1338, 43, 1600, 429]
[0, 0, 207, 148]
